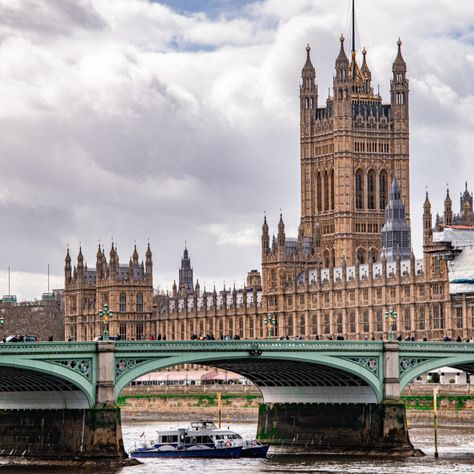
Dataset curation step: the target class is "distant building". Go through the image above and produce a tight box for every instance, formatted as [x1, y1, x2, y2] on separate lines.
[178, 246, 194, 296]
[64, 244, 154, 341]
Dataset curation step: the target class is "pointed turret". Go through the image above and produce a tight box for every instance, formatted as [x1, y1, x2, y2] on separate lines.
[109, 243, 117, 279]
[300, 44, 318, 125]
[277, 213, 286, 248]
[444, 188, 453, 226]
[77, 246, 84, 281]
[96, 244, 104, 280]
[195, 279, 200, 298]
[145, 242, 153, 280]
[423, 191, 432, 246]
[333, 34, 351, 119]
[172, 280, 177, 298]
[179, 244, 194, 295]
[132, 244, 139, 265]
[65, 247, 72, 284]
[261, 214, 270, 255]
[391, 38, 409, 121]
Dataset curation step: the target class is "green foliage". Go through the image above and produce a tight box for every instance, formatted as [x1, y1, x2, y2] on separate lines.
[401, 395, 473, 411]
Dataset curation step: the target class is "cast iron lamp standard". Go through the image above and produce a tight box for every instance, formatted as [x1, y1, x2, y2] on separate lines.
[98, 304, 113, 341]
[384, 306, 398, 342]
[263, 314, 276, 338]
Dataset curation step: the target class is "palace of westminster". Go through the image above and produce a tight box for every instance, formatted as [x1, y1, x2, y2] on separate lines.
[64, 24, 474, 343]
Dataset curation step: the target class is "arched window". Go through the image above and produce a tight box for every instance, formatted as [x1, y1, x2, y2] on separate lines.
[379, 170, 388, 209]
[299, 315, 305, 336]
[317, 172, 322, 212]
[355, 169, 364, 209]
[368, 170, 376, 209]
[357, 248, 366, 265]
[323, 250, 330, 268]
[136, 292, 143, 312]
[370, 248, 378, 263]
[330, 169, 335, 210]
[119, 292, 126, 312]
[324, 171, 329, 211]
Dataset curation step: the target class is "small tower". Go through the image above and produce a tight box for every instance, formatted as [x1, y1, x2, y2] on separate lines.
[132, 244, 139, 265]
[261, 214, 270, 258]
[109, 243, 117, 279]
[444, 188, 453, 227]
[96, 244, 104, 280]
[277, 213, 286, 248]
[178, 245, 194, 295]
[145, 243, 153, 281]
[65, 247, 72, 285]
[77, 246, 84, 281]
[391, 38, 409, 121]
[300, 44, 318, 127]
[333, 34, 351, 117]
[423, 191, 432, 246]
[380, 178, 411, 261]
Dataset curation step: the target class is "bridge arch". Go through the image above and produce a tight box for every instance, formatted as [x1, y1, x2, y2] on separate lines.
[0, 357, 95, 409]
[400, 353, 474, 392]
[114, 351, 383, 404]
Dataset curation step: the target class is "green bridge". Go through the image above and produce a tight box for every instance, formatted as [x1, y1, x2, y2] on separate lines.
[0, 340, 472, 461]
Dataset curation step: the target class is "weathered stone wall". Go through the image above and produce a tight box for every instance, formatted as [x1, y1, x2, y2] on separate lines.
[0, 407, 126, 460]
[0, 299, 64, 341]
[257, 401, 417, 454]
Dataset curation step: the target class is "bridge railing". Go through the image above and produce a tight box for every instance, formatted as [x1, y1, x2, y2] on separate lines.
[399, 341, 474, 352]
[0, 342, 97, 354]
[114, 340, 384, 352]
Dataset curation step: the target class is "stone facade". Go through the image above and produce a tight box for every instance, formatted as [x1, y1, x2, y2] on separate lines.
[0, 296, 64, 341]
[64, 244, 154, 341]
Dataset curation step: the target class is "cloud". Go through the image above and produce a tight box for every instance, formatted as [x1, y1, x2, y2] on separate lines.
[1, 0, 474, 299]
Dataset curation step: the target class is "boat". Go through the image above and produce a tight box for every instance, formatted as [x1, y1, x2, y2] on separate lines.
[130, 421, 269, 459]
[131, 426, 242, 458]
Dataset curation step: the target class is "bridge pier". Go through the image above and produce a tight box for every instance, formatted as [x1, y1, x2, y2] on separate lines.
[0, 406, 127, 462]
[257, 400, 417, 455]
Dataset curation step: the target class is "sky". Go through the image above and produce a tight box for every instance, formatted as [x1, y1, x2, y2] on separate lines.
[1, 0, 474, 300]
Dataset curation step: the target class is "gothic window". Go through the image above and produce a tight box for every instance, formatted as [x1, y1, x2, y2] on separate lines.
[362, 312, 369, 333]
[376, 311, 383, 332]
[218, 319, 224, 337]
[433, 305, 444, 330]
[119, 292, 126, 312]
[317, 173, 322, 212]
[323, 314, 330, 334]
[323, 250, 330, 268]
[136, 322, 144, 341]
[404, 309, 411, 331]
[349, 312, 356, 333]
[287, 314, 294, 336]
[367, 170, 376, 209]
[330, 169, 335, 210]
[136, 292, 144, 313]
[357, 248, 366, 265]
[119, 323, 127, 340]
[239, 317, 244, 337]
[355, 169, 364, 209]
[336, 313, 343, 334]
[181, 321, 186, 340]
[299, 315, 306, 336]
[324, 171, 329, 211]
[331, 248, 335, 266]
[456, 306, 463, 329]
[370, 248, 378, 263]
[379, 171, 388, 209]
[418, 308, 425, 330]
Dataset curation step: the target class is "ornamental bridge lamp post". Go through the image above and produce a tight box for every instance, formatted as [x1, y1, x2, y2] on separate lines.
[264, 314, 277, 339]
[385, 306, 398, 342]
[98, 304, 113, 341]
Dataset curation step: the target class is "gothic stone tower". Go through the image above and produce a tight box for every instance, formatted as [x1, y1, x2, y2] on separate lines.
[300, 34, 409, 266]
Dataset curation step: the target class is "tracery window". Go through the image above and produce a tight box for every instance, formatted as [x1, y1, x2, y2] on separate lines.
[136, 292, 144, 312]
[324, 171, 329, 211]
[355, 169, 364, 209]
[119, 292, 126, 312]
[317, 173, 322, 212]
[368, 170, 376, 209]
[380, 170, 388, 209]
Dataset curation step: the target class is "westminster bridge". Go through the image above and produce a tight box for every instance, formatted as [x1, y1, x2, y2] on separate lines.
[0, 339, 473, 460]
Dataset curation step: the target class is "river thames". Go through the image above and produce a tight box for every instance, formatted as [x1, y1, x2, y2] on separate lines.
[1, 420, 474, 473]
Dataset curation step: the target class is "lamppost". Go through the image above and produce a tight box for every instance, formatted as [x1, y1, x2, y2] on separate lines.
[98, 303, 113, 341]
[263, 314, 277, 338]
[384, 306, 398, 341]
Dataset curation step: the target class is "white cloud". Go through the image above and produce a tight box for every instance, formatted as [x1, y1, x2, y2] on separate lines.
[0, 0, 474, 297]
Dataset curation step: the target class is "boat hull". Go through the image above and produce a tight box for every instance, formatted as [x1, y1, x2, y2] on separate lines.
[131, 446, 242, 459]
[241, 445, 270, 458]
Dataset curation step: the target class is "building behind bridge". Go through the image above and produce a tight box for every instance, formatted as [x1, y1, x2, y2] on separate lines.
[64, 20, 474, 342]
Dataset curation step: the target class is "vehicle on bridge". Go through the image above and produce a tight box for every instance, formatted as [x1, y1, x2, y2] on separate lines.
[1, 335, 38, 343]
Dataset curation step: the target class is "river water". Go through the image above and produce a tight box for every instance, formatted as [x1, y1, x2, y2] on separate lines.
[2, 420, 474, 473]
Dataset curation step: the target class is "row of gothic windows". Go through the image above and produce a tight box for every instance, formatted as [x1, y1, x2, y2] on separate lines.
[355, 169, 388, 210]
[119, 292, 144, 312]
[316, 170, 335, 212]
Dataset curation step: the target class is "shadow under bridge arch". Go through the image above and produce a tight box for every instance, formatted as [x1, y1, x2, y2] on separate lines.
[115, 351, 382, 404]
[0, 359, 95, 409]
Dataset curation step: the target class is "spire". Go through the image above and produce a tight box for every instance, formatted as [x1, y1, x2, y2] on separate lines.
[303, 44, 314, 71]
[351, 0, 355, 56]
[337, 34, 349, 63]
[444, 186, 453, 226]
[393, 38, 407, 72]
[77, 246, 84, 268]
[277, 213, 286, 247]
[261, 213, 270, 254]
[132, 244, 139, 264]
[423, 190, 432, 246]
